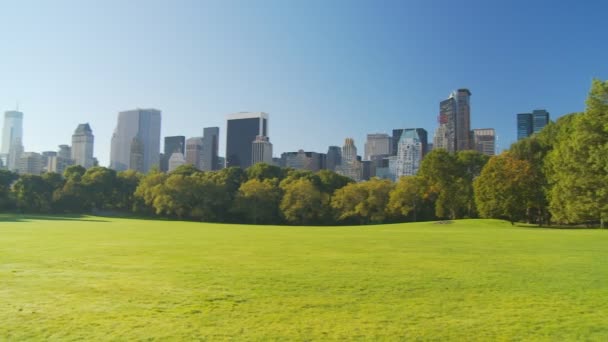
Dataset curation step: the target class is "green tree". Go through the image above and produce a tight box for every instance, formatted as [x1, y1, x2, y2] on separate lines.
[13, 175, 59, 213]
[246, 163, 285, 181]
[81, 167, 117, 210]
[280, 177, 325, 225]
[331, 178, 394, 224]
[233, 178, 282, 224]
[474, 153, 535, 224]
[545, 79, 608, 227]
[387, 176, 423, 221]
[0, 170, 18, 211]
[114, 170, 143, 212]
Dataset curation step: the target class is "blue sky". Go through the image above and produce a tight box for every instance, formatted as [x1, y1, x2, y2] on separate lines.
[1, 0, 606, 166]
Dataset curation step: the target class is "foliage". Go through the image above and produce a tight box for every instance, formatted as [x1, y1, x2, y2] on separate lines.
[474, 153, 535, 223]
[280, 177, 326, 225]
[233, 178, 282, 224]
[331, 178, 394, 224]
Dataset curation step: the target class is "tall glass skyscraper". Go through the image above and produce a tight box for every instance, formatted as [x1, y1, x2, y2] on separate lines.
[1, 110, 24, 169]
[226, 112, 268, 168]
[435, 89, 471, 152]
[517, 109, 550, 140]
[110, 108, 161, 172]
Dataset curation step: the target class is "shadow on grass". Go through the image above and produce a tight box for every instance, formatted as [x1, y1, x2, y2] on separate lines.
[0, 214, 110, 223]
[514, 223, 604, 230]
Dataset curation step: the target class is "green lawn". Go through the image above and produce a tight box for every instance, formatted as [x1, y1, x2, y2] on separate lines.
[1, 216, 607, 340]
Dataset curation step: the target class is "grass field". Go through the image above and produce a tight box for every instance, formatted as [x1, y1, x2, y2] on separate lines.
[1, 215, 607, 340]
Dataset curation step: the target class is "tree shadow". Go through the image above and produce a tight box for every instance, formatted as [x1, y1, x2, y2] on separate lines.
[0, 214, 110, 223]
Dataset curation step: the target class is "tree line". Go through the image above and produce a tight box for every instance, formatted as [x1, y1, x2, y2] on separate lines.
[0, 79, 605, 227]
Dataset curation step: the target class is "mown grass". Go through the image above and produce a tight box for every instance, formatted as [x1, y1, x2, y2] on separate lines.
[1, 215, 607, 340]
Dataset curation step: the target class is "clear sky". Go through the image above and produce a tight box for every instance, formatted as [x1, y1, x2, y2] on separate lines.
[1, 0, 607, 166]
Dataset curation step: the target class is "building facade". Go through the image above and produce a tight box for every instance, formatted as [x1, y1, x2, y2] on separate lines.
[186, 137, 203, 168]
[161, 136, 185, 172]
[336, 138, 362, 181]
[168, 152, 186, 172]
[436, 89, 472, 152]
[71, 123, 95, 169]
[110, 108, 161, 172]
[365, 133, 391, 160]
[326, 146, 342, 171]
[226, 112, 268, 168]
[1, 111, 24, 169]
[281, 150, 326, 172]
[18, 152, 43, 175]
[393, 129, 424, 178]
[517, 109, 550, 140]
[251, 135, 273, 165]
[472, 128, 496, 156]
[201, 127, 219, 171]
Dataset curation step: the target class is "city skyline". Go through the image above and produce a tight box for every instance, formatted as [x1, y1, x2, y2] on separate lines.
[1, 1, 606, 167]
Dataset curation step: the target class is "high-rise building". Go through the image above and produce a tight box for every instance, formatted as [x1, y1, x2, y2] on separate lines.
[71, 123, 95, 169]
[1, 110, 23, 155]
[393, 129, 424, 178]
[7, 137, 24, 172]
[326, 146, 342, 171]
[517, 113, 533, 140]
[251, 135, 273, 165]
[436, 89, 472, 152]
[186, 137, 203, 168]
[18, 152, 43, 175]
[281, 150, 326, 171]
[226, 112, 268, 168]
[217, 156, 225, 170]
[517, 109, 550, 140]
[365, 133, 391, 160]
[110, 108, 161, 172]
[393, 128, 428, 157]
[129, 137, 145, 172]
[47, 145, 74, 174]
[201, 127, 219, 171]
[168, 152, 186, 172]
[472, 128, 496, 156]
[337, 138, 362, 181]
[532, 109, 550, 134]
[161, 136, 185, 172]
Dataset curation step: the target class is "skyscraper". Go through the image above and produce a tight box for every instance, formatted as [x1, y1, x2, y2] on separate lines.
[532, 109, 550, 134]
[517, 109, 550, 140]
[110, 109, 161, 172]
[393, 128, 428, 157]
[186, 137, 203, 168]
[365, 133, 391, 160]
[2, 111, 24, 169]
[517, 113, 533, 140]
[18, 152, 43, 175]
[472, 128, 496, 156]
[326, 146, 342, 171]
[435, 89, 472, 152]
[168, 152, 186, 172]
[161, 136, 185, 172]
[391, 129, 425, 179]
[337, 138, 362, 181]
[1, 110, 23, 155]
[201, 127, 219, 171]
[226, 112, 268, 168]
[251, 135, 273, 165]
[71, 123, 95, 169]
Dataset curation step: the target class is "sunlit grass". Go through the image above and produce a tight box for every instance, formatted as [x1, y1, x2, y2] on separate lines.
[1, 215, 607, 340]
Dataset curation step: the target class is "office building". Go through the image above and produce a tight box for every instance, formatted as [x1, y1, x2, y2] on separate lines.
[365, 133, 391, 160]
[226, 112, 268, 168]
[217, 156, 225, 170]
[393, 129, 424, 178]
[7, 137, 24, 171]
[337, 138, 362, 181]
[18, 152, 43, 175]
[393, 128, 428, 157]
[326, 146, 342, 171]
[71, 123, 95, 169]
[168, 152, 186, 172]
[161, 136, 185, 172]
[472, 128, 496, 156]
[517, 109, 550, 140]
[251, 135, 273, 165]
[110, 108, 161, 172]
[186, 137, 203, 168]
[436, 89, 472, 152]
[1, 110, 23, 155]
[281, 150, 326, 172]
[201, 127, 219, 171]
